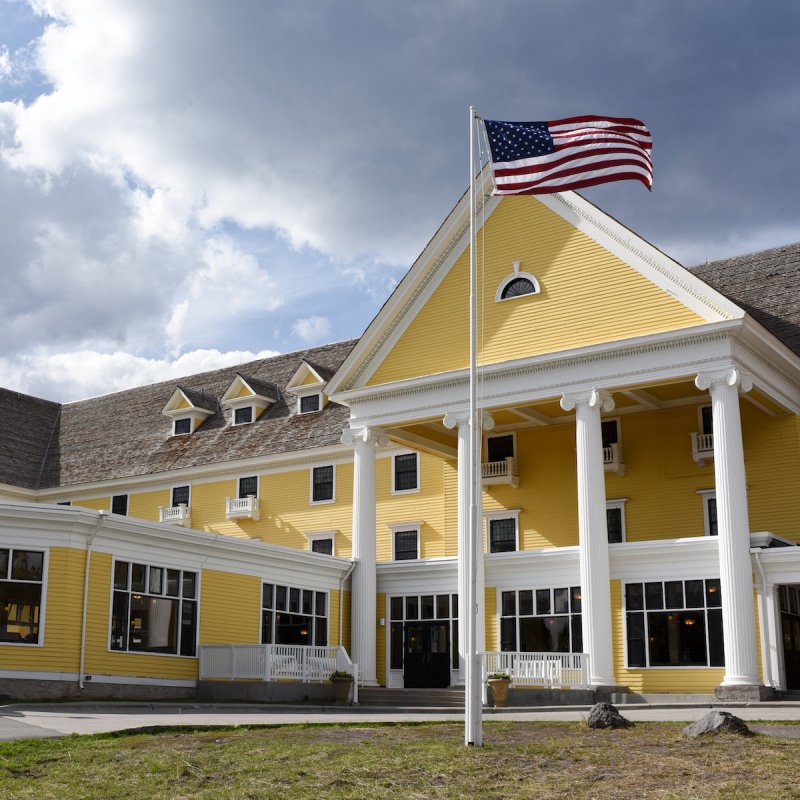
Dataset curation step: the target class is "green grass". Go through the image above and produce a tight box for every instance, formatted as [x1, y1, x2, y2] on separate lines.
[0, 721, 798, 799]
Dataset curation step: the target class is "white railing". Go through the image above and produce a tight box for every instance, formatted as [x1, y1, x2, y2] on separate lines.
[198, 644, 359, 703]
[225, 496, 260, 520]
[158, 504, 191, 525]
[602, 443, 625, 475]
[690, 432, 714, 465]
[482, 457, 519, 486]
[481, 651, 590, 690]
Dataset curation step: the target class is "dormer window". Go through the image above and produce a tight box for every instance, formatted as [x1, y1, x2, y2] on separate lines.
[286, 359, 330, 415]
[234, 406, 253, 426]
[300, 394, 321, 414]
[173, 418, 191, 435]
[221, 374, 279, 427]
[162, 387, 217, 437]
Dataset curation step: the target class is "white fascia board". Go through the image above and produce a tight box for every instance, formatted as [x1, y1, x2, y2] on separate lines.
[287, 361, 326, 392]
[750, 546, 800, 585]
[539, 191, 744, 322]
[0, 483, 36, 501]
[376, 557, 457, 595]
[485, 546, 580, 588]
[609, 536, 721, 582]
[343, 321, 742, 428]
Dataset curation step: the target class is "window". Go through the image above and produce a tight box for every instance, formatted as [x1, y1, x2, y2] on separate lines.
[311, 465, 334, 503]
[172, 485, 190, 507]
[625, 579, 723, 668]
[0, 549, 44, 645]
[698, 491, 718, 537]
[489, 517, 517, 553]
[262, 583, 328, 646]
[389, 593, 459, 671]
[393, 529, 419, 561]
[486, 434, 514, 463]
[601, 419, 619, 448]
[300, 394, 321, 414]
[173, 418, 191, 435]
[111, 495, 128, 516]
[393, 453, 419, 493]
[606, 499, 627, 543]
[238, 476, 258, 499]
[234, 406, 253, 425]
[110, 560, 197, 656]
[311, 538, 333, 555]
[500, 586, 582, 653]
[501, 277, 536, 299]
[700, 405, 713, 436]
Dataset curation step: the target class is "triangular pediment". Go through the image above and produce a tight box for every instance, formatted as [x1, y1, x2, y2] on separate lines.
[287, 360, 327, 392]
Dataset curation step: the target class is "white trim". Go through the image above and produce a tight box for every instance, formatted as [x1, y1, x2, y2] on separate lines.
[484, 430, 516, 460]
[696, 490, 717, 538]
[260, 579, 330, 645]
[0, 545, 48, 648]
[495, 267, 541, 303]
[391, 451, 420, 495]
[298, 392, 324, 415]
[304, 529, 338, 555]
[388, 522, 422, 562]
[605, 498, 628, 543]
[310, 463, 336, 504]
[484, 509, 521, 555]
[237, 473, 260, 500]
[170, 482, 192, 509]
[232, 404, 256, 426]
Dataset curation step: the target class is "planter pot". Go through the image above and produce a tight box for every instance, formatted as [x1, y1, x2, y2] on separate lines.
[331, 677, 353, 704]
[487, 678, 511, 707]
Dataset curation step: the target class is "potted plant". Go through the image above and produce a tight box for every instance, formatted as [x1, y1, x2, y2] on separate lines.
[330, 670, 354, 704]
[486, 671, 512, 707]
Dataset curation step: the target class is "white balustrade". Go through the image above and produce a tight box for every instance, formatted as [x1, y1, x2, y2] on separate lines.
[481, 457, 519, 486]
[481, 651, 590, 690]
[225, 495, 260, 520]
[690, 432, 715, 464]
[158, 504, 191, 525]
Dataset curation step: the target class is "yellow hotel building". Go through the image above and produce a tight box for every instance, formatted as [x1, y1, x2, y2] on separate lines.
[1, 181, 799, 704]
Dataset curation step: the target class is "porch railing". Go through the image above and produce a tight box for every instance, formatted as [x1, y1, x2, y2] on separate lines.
[158, 504, 191, 525]
[481, 651, 590, 690]
[225, 496, 260, 520]
[690, 432, 714, 465]
[198, 644, 359, 703]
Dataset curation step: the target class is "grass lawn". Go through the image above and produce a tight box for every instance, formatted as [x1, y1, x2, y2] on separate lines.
[0, 721, 798, 799]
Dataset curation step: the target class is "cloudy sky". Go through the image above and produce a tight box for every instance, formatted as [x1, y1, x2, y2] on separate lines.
[1, 1, 798, 401]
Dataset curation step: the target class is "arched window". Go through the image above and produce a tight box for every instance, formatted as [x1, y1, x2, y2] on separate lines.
[501, 277, 536, 299]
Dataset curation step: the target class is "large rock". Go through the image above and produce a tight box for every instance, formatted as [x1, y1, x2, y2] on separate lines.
[683, 711, 750, 738]
[587, 702, 631, 729]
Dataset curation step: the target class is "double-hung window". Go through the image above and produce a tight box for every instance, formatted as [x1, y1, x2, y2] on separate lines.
[110, 560, 198, 656]
[234, 406, 253, 425]
[0, 549, 44, 645]
[606, 499, 627, 543]
[393, 529, 419, 560]
[311, 465, 334, 503]
[238, 476, 258, 498]
[393, 453, 418, 493]
[172, 485, 190, 507]
[262, 583, 328, 646]
[300, 394, 321, 414]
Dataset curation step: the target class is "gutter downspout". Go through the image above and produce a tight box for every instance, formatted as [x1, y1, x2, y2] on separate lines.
[79, 510, 106, 689]
[339, 560, 356, 648]
[752, 550, 773, 689]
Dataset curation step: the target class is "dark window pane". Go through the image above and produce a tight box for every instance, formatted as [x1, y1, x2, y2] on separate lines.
[606, 507, 623, 543]
[647, 611, 707, 666]
[275, 585, 287, 610]
[452, 621, 459, 668]
[571, 614, 583, 653]
[312, 466, 334, 501]
[166, 569, 180, 597]
[487, 435, 514, 462]
[261, 610, 273, 644]
[113, 561, 129, 590]
[173, 418, 191, 435]
[707, 498, 718, 536]
[708, 608, 725, 667]
[521, 616, 570, 652]
[390, 596, 403, 620]
[394, 530, 418, 560]
[315, 592, 326, 616]
[289, 587, 300, 613]
[182, 572, 197, 600]
[501, 591, 516, 617]
[275, 612, 312, 645]
[390, 622, 403, 669]
[500, 617, 517, 651]
[501, 276, 535, 299]
[405, 596, 418, 620]
[601, 420, 619, 448]
[665, 581, 684, 609]
[626, 612, 646, 667]
[489, 518, 516, 553]
[626, 583, 644, 611]
[645, 582, 664, 610]
[311, 538, 333, 555]
[180, 600, 197, 657]
[701, 405, 713, 435]
[421, 595, 434, 620]
[436, 595, 450, 619]
[685, 580, 704, 608]
[148, 567, 163, 595]
[554, 588, 569, 615]
[394, 453, 418, 491]
[239, 476, 258, 498]
[110, 591, 129, 650]
[262, 583, 274, 608]
[302, 589, 313, 615]
[172, 485, 190, 506]
[536, 589, 550, 616]
[128, 596, 178, 654]
[519, 590, 533, 616]
[11, 551, 43, 582]
[705, 579, 722, 607]
[451, 594, 458, 618]
[234, 406, 253, 425]
[0, 582, 42, 643]
[111, 494, 128, 515]
[131, 563, 146, 592]
[0, 550, 7, 579]
[300, 394, 320, 413]
[314, 617, 327, 647]
[570, 587, 582, 614]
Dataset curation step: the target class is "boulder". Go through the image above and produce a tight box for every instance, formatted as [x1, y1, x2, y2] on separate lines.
[587, 702, 632, 729]
[683, 710, 750, 738]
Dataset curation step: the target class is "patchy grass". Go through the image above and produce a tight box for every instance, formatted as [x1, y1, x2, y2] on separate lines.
[0, 721, 798, 799]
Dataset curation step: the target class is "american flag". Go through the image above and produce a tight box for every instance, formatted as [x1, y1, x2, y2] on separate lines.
[483, 115, 653, 195]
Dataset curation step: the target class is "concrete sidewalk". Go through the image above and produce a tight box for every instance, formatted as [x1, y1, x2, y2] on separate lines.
[2, 700, 800, 741]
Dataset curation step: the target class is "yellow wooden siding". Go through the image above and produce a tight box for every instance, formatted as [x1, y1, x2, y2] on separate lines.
[175, 396, 191, 409]
[0, 546, 84, 673]
[610, 580, 724, 693]
[299, 372, 321, 386]
[84, 552, 197, 680]
[484, 588, 498, 652]
[75, 497, 110, 512]
[199, 569, 260, 645]
[368, 197, 708, 387]
[235, 385, 254, 398]
[340, 590, 352, 653]
[190, 479, 253, 539]
[443, 459, 458, 557]
[129, 489, 170, 523]
[328, 588, 341, 647]
[376, 593, 386, 686]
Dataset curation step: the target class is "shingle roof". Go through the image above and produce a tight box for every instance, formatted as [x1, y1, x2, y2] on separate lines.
[689, 242, 800, 357]
[35, 340, 356, 488]
[233, 375, 281, 403]
[0, 388, 61, 489]
[177, 387, 219, 413]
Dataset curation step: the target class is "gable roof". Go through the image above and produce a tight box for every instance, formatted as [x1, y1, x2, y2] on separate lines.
[178, 387, 219, 413]
[689, 242, 800, 357]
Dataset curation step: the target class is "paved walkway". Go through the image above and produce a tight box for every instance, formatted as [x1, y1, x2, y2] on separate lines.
[2, 701, 800, 741]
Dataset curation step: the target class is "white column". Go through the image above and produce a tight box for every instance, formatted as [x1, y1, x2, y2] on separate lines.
[560, 389, 617, 687]
[342, 425, 387, 687]
[695, 368, 760, 687]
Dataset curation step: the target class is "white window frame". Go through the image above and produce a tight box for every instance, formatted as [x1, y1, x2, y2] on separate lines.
[232, 405, 256, 426]
[298, 392, 323, 415]
[309, 464, 336, 505]
[698, 404, 713, 436]
[170, 483, 192, 509]
[0, 546, 49, 648]
[484, 509, 521, 555]
[391, 451, 420, 495]
[606, 498, 628, 543]
[303, 530, 338, 555]
[260, 580, 330, 646]
[495, 263, 541, 303]
[237, 474, 260, 499]
[388, 521, 422, 561]
[696, 489, 717, 537]
[484, 431, 516, 461]
[172, 417, 193, 436]
[601, 417, 621, 446]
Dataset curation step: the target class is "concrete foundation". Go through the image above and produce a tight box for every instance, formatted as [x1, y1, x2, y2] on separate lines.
[714, 684, 776, 702]
[196, 680, 337, 704]
[0, 679, 195, 703]
[490, 687, 597, 707]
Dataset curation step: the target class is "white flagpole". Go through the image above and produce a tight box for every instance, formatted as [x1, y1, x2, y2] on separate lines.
[466, 104, 483, 747]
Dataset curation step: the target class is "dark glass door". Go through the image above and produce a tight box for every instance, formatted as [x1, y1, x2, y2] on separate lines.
[404, 621, 450, 688]
[782, 612, 800, 690]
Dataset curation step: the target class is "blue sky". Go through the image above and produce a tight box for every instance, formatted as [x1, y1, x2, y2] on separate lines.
[1, 0, 798, 401]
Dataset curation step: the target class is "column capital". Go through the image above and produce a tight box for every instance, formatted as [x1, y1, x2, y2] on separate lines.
[443, 411, 494, 431]
[695, 368, 752, 394]
[559, 388, 615, 414]
[341, 426, 389, 448]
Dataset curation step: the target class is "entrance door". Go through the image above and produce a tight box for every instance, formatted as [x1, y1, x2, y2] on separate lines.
[403, 621, 450, 688]
[780, 585, 800, 690]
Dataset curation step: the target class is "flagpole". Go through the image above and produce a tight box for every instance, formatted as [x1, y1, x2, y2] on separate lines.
[467, 104, 483, 747]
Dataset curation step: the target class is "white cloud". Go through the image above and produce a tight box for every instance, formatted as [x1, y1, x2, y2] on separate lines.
[292, 315, 331, 344]
[0, 48, 11, 81]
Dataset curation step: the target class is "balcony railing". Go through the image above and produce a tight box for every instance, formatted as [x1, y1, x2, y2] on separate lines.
[482, 457, 519, 487]
[158, 503, 191, 525]
[481, 651, 590, 690]
[690, 432, 714, 465]
[225, 495, 260, 521]
[602, 443, 625, 476]
[199, 644, 359, 702]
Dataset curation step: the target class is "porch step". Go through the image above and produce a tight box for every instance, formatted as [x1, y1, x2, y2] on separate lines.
[358, 687, 466, 708]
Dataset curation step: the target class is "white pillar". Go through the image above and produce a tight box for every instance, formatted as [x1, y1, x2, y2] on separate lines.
[695, 368, 761, 688]
[342, 425, 387, 687]
[560, 389, 617, 687]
